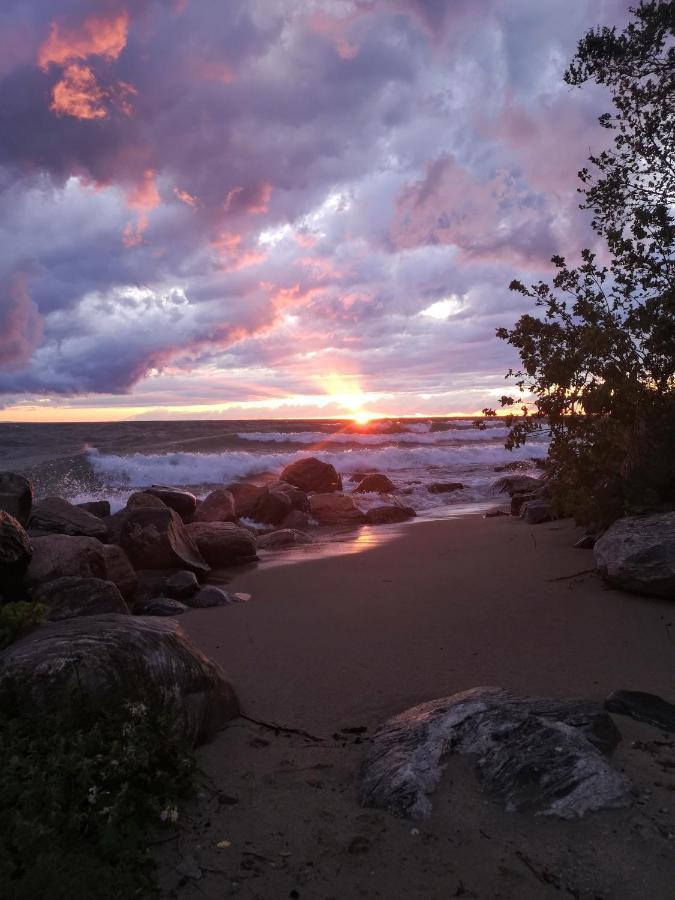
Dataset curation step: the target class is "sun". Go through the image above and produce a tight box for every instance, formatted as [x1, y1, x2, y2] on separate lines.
[352, 410, 373, 425]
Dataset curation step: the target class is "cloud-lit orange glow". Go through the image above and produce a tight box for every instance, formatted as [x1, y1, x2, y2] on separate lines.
[174, 187, 198, 208]
[38, 12, 129, 70]
[50, 63, 107, 119]
[123, 170, 161, 246]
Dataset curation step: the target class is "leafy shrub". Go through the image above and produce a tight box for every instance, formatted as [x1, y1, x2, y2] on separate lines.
[0, 602, 46, 650]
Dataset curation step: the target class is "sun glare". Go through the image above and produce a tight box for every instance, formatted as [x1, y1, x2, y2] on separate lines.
[352, 410, 373, 425]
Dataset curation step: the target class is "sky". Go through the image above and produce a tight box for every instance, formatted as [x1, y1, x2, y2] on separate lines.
[0, 0, 631, 422]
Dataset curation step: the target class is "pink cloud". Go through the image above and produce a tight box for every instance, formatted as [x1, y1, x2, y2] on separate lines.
[0, 275, 43, 368]
[38, 11, 129, 70]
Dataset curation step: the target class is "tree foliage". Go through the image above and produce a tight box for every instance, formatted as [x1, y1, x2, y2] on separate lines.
[489, 0, 675, 525]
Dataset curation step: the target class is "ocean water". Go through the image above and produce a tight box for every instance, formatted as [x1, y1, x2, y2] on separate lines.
[0, 418, 548, 518]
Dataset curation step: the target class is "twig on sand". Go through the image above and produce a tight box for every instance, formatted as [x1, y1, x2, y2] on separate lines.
[239, 712, 325, 744]
[546, 568, 595, 582]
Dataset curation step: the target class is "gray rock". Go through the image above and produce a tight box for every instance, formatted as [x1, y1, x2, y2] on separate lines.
[136, 596, 189, 616]
[126, 491, 167, 510]
[605, 689, 675, 732]
[117, 507, 210, 575]
[281, 457, 342, 493]
[33, 576, 130, 621]
[0, 614, 238, 745]
[102, 544, 137, 599]
[30, 497, 108, 539]
[354, 474, 396, 494]
[257, 528, 313, 550]
[427, 482, 463, 494]
[309, 493, 366, 526]
[0, 472, 34, 526]
[593, 512, 675, 599]
[76, 500, 111, 519]
[145, 485, 198, 518]
[511, 491, 534, 516]
[25, 534, 107, 588]
[493, 475, 541, 496]
[185, 522, 257, 566]
[0, 511, 32, 596]
[520, 499, 552, 524]
[193, 488, 236, 523]
[361, 687, 629, 821]
[188, 586, 244, 608]
[165, 569, 199, 600]
[281, 510, 313, 530]
[268, 482, 309, 511]
[365, 505, 416, 525]
[226, 482, 268, 518]
[254, 489, 293, 525]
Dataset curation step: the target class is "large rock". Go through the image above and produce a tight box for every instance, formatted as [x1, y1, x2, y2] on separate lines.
[193, 489, 236, 523]
[30, 497, 108, 540]
[268, 481, 309, 511]
[185, 522, 257, 566]
[281, 457, 342, 493]
[101, 544, 137, 599]
[33, 577, 130, 621]
[257, 528, 313, 550]
[309, 493, 366, 526]
[145, 485, 198, 519]
[117, 507, 209, 575]
[76, 500, 111, 519]
[254, 489, 293, 525]
[365, 505, 416, 525]
[126, 491, 167, 510]
[520, 499, 552, 524]
[164, 570, 199, 600]
[353, 473, 395, 494]
[605, 689, 675, 732]
[594, 512, 675, 599]
[427, 482, 463, 494]
[282, 510, 313, 530]
[493, 475, 541, 496]
[136, 596, 189, 616]
[25, 534, 107, 588]
[0, 472, 34, 526]
[226, 482, 268, 518]
[0, 614, 238, 745]
[0, 511, 32, 597]
[188, 586, 248, 608]
[361, 687, 628, 821]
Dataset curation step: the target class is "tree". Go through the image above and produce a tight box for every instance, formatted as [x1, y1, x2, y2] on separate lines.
[487, 0, 675, 526]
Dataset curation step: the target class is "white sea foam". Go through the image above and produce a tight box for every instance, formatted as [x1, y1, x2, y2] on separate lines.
[235, 427, 520, 445]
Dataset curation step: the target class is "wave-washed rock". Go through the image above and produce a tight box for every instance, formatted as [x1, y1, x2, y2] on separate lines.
[193, 488, 236, 523]
[309, 493, 366, 526]
[185, 522, 257, 566]
[361, 686, 629, 820]
[0, 473, 34, 526]
[594, 511, 675, 599]
[0, 614, 238, 745]
[353, 473, 396, 494]
[30, 497, 108, 540]
[281, 457, 342, 493]
[117, 507, 210, 575]
[365, 505, 415, 525]
[145, 485, 198, 519]
[257, 528, 313, 550]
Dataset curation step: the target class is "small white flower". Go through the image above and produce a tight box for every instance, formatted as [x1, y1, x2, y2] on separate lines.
[160, 806, 179, 823]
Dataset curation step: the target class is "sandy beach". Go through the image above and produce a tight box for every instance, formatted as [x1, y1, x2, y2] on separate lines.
[155, 514, 675, 899]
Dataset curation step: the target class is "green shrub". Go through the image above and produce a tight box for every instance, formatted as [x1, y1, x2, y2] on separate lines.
[0, 602, 46, 650]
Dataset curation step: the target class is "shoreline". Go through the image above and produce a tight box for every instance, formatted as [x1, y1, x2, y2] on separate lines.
[156, 513, 674, 898]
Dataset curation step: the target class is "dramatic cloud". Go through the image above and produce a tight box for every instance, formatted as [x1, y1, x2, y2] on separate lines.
[0, 0, 631, 418]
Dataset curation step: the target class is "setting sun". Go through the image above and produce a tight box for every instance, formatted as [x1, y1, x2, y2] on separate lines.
[352, 410, 373, 425]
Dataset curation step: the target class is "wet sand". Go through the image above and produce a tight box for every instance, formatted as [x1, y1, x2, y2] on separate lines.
[156, 514, 674, 899]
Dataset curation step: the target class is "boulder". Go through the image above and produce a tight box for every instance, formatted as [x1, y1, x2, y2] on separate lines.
[520, 499, 552, 525]
[126, 491, 167, 510]
[281, 457, 342, 493]
[0, 614, 238, 745]
[226, 482, 268, 518]
[268, 481, 309, 511]
[101, 544, 137, 599]
[185, 522, 257, 566]
[593, 512, 675, 599]
[193, 488, 236, 523]
[76, 499, 111, 518]
[136, 597, 188, 616]
[365, 505, 416, 525]
[33, 577, 130, 621]
[427, 482, 463, 494]
[144, 486, 198, 518]
[510, 491, 534, 516]
[117, 507, 209, 575]
[309, 493, 366, 526]
[281, 510, 313, 530]
[353, 474, 396, 494]
[25, 534, 107, 589]
[188, 586, 247, 608]
[165, 569, 199, 600]
[493, 475, 541, 496]
[361, 687, 628, 821]
[30, 497, 108, 540]
[254, 489, 293, 525]
[605, 689, 675, 732]
[0, 511, 32, 596]
[0, 472, 34, 526]
[257, 528, 313, 550]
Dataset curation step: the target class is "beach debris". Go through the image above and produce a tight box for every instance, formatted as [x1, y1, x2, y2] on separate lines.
[365, 505, 416, 525]
[30, 496, 108, 540]
[257, 528, 313, 550]
[193, 488, 236, 523]
[606, 690, 675, 733]
[136, 596, 188, 616]
[520, 499, 552, 524]
[361, 686, 630, 820]
[185, 521, 257, 566]
[0, 510, 32, 596]
[593, 512, 675, 599]
[427, 482, 463, 494]
[0, 614, 239, 745]
[33, 576, 130, 620]
[116, 507, 210, 574]
[281, 457, 342, 493]
[126, 490, 167, 510]
[0, 472, 34, 526]
[145, 485, 198, 519]
[353, 473, 396, 494]
[308, 493, 366, 526]
[25, 533, 107, 588]
[75, 499, 111, 519]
